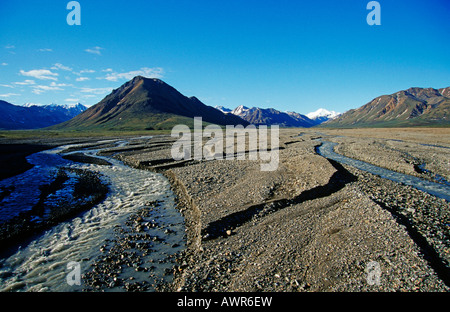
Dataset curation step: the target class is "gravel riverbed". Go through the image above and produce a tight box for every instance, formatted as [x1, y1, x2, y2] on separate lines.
[113, 129, 450, 292]
[3, 129, 447, 292]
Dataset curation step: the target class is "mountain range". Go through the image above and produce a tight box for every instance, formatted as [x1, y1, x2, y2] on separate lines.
[1, 77, 447, 131]
[306, 108, 341, 124]
[228, 105, 317, 127]
[55, 76, 337, 130]
[53, 76, 247, 131]
[323, 86, 450, 128]
[215, 105, 337, 127]
[0, 101, 87, 130]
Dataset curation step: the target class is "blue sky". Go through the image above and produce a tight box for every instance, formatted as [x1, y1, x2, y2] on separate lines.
[1, 0, 449, 115]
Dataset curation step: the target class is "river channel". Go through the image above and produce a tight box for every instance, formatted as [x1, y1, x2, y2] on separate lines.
[0, 138, 186, 291]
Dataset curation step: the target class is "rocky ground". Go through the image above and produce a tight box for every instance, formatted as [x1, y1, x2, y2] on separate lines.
[113, 128, 450, 292]
[330, 136, 450, 183]
[1, 128, 448, 292]
[82, 199, 185, 292]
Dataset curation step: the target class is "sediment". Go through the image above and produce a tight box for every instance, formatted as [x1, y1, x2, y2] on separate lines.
[112, 129, 450, 291]
[2, 128, 448, 292]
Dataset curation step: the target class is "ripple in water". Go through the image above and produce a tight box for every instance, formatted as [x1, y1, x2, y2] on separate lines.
[0, 140, 186, 292]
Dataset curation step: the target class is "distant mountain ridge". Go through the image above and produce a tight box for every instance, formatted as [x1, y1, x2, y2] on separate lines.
[26, 103, 87, 118]
[53, 76, 247, 131]
[214, 106, 232, 114]
[323, 86, 450, 128]
[306, 108, 341, 124]
[5, 79, 444, 131]
[216, 105, 317, 127]
[0, 101, 87, 130]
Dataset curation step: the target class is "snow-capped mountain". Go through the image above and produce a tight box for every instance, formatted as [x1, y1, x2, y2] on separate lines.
[0, 101, 87, 130]
[231, 105, 251, 117]
[306, 108, 340, 124]
[215, 105, 315, 127]
[23, 102, 87, 113]
[214, 106, 232, 114]
[41, 103, 87, 117]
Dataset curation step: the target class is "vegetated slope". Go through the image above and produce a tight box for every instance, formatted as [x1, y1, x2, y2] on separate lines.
[323, 87, 450, 128]
[53, 76, 248, 131]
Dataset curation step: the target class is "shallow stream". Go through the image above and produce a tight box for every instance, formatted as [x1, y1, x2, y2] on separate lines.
[0, 138, 185, 291]
[316, 139, 450, 202]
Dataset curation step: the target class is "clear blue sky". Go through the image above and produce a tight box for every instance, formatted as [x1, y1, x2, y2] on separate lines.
[1, 0, 449, 115]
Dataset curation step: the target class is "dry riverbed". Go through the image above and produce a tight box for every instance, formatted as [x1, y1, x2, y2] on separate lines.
[113, 128, 450, 292]
[1, 128, 448, 292]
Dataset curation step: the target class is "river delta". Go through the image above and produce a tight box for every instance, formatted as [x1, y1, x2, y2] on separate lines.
[0, 128, 449, 291]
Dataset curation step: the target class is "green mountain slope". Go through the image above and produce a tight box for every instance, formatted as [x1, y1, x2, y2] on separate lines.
[322, 87, 450, 128]
[52, 76, 247, 131]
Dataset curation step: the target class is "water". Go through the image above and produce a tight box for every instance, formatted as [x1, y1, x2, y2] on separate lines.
[316, 140, 450, 202]
[416, 163, 450, 187]
[0, 148, 72, 223]
[0, 138, 186, 292]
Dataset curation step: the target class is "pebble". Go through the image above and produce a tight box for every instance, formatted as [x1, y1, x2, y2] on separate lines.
[84, 131, 450, 292]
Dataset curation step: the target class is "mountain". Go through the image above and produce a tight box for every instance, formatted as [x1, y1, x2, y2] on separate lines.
[323, 86, 450, 128]
[214, 106, 232, 114]
[229, 105, 315, 127]
[306, 108, 340, 124]
[40, 103, 87, 117]
[231, 105, 250, 116]
[53, 76, 247, 131]
[0, 101, 87, 130]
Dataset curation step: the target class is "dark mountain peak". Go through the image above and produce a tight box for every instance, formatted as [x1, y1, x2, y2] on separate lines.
[189, 96, 201, 103]
[128, 75, 162, 84]
[132, 76, 184, 99]
[126, 75, 146, 88]
[132, 75, 146, 81]
[110, 76, 163, 95]
[53, 77, 247, 130]
[137, 76, 168, 88]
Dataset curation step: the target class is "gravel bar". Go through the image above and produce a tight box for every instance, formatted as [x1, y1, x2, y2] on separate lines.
[111, 129, 449, 292]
